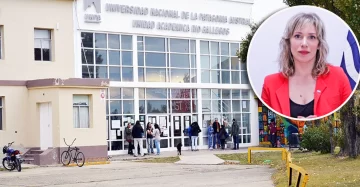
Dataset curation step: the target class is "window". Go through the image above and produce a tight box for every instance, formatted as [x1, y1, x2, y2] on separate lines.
[200, 41, 242, 84]
[0, 26, 2, 59]
[0, 97, 3, 130]
[34, 29, 51, 61]
[137, 36, 196, 83]
[73, 95, 90, 128]
[81, 32, 133, 81]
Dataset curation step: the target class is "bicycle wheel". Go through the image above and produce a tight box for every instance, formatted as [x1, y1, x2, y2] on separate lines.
[60, 151, 71, 165]
[75, 152, 85, 167]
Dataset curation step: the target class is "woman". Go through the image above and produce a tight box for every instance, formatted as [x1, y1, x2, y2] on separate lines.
[261, 12, 352, 119]
[146, 122, 154, 154]
[125, 123, 133, 155]
[152, 123, 161, 155]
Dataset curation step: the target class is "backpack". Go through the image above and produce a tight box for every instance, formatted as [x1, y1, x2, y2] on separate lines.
[187, 125, 192, 136]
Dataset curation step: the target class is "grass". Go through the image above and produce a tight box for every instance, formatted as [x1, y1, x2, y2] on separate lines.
[216, 150, 360, 187]
[136, 156, 180, 163]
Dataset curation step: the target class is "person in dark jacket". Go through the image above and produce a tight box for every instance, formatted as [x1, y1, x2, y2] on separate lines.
[212, 118, 221, 149]
[125, 123, 133, 155]
[269, 118, 277, 148]
[191, 121, 201, 151]
[132, 120, 144, 157]
[219, 125, 227, 150]
[231, 119, 240, 150]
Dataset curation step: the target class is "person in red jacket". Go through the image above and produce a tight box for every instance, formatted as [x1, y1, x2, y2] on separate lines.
[269, 118, 277, 148]
[261, 12, 351, 119]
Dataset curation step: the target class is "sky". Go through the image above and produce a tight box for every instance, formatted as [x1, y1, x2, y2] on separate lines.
[251, 0, 289, 23]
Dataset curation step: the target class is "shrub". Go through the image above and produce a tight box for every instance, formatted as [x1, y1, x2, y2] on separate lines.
[300, 123, 331, 154]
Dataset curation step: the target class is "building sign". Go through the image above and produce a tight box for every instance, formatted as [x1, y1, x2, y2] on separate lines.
[84, 0, 102, 23]
[83, 0, 251, 36]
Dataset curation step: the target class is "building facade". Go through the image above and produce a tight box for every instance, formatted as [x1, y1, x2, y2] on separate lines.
[0, 0, 109, 165]
[74, 0, 259, 155]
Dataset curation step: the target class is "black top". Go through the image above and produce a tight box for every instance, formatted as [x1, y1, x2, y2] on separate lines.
[290, 99, 314, 118]
[146, 126, 153, 139]
[132, 124, 144, 139]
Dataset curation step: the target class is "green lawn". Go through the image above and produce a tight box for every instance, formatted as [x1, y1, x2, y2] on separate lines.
[136, 156, 180, 163]
[216, 151, 360, 187]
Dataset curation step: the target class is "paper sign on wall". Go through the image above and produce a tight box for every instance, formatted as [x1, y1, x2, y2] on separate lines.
[175, 121, 180, 130]
[242, 101, 247, 109]
[111, 120, 121, 129]
[159, 117, 166, 127]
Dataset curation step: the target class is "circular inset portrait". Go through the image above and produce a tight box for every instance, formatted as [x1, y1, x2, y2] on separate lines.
[247, 5, 360, 120]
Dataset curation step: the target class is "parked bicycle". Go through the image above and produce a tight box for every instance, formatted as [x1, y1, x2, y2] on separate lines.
[60, 138, 85, 167]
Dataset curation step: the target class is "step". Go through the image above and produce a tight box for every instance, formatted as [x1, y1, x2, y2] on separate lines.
[23, 158, 35, 164]
[29, 150, 43, 154]
[24, 154, 36, 158]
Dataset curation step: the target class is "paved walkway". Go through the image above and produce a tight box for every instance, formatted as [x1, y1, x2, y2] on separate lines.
[110, 148, 249, 164]
[176, 154, 225, 165]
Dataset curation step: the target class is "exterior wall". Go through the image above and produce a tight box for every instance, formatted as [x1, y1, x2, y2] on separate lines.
[0, 86, 28, 151]
[58, 88, 107, 148]
[27, 88, 60, 147]
[0, 0, 75, 80]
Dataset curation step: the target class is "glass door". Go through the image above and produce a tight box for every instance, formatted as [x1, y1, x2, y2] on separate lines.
[172, 114, 192, 149]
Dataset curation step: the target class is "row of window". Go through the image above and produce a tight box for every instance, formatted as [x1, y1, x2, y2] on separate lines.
[82, 65, 248, 84]
[0, 27, 52, 61]
[81, 32, 248, 84]
[105, 88, 249, 101]
[104, 88, 251, 115]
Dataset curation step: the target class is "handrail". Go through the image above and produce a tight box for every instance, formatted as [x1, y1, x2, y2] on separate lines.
[285, 150, 309, 187]
[288, 163, 309, 187]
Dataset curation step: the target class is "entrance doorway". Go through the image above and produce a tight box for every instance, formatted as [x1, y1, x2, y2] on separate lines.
[40, 102, 52, 150]
[146, 115, 171, 150]
[171, 114, 192, 150]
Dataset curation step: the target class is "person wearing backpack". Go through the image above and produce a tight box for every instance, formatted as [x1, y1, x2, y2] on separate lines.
[187, 124, 193, 150]
[191, 121, 201, 151]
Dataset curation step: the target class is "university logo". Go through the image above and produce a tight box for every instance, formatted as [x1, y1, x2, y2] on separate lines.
[84, 0, 101, 13]
[84, 0, 102, 23]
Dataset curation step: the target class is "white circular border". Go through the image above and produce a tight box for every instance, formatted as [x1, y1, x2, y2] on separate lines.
[246, 5, 360, 122]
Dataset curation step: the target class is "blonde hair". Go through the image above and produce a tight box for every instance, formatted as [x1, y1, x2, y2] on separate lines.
[279, 12, 329, 78]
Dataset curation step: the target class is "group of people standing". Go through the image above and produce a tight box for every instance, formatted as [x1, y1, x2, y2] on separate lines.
[124, 121, 161, 157]
[207, 118, 240, 150]
[125, 118, 245, 156]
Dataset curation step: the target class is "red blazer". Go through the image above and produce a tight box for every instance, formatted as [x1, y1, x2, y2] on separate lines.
[261, 65, 352, 117]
